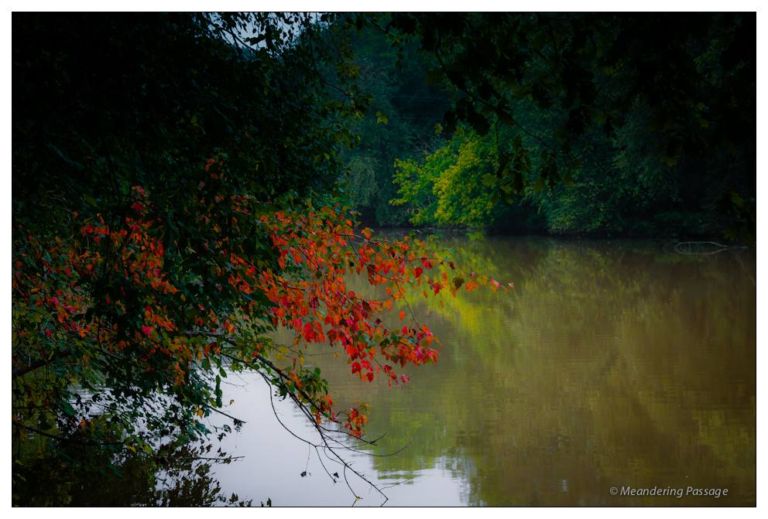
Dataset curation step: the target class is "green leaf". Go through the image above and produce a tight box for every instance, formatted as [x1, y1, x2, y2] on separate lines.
[61, 401, 76, 417]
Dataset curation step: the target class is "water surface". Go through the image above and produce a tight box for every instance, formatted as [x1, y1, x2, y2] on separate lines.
[208, 236, 755, 506]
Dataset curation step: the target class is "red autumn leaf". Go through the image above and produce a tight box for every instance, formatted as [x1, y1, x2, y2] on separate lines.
[302, 322, 315, 342]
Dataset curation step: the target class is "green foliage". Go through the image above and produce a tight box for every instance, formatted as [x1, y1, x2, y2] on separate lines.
[382, 13, 755, 239]
[393, 128, 499, 227]
[334, 16, 451, 226]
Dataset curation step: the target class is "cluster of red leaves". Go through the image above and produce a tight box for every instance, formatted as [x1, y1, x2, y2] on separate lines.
[13, 186, 203, 387]
[13, 160, 507, 439]
[258, 208, 441, 385]
[252, 207, 507, 436]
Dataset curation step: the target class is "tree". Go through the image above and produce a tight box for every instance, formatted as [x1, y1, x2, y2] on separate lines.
[12, 12, 501, 505]
[333, 15, 451, 226]
[380, 13, 755, 239]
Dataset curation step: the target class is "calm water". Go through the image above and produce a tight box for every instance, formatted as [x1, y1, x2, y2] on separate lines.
[205, 236, 755, 506]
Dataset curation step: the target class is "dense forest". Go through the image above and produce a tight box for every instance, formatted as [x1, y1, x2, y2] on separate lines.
[12, 12, 755, 505]
[341, 14, 754, 240]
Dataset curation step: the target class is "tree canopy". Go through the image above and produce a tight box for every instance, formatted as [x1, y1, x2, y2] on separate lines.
[364, 13, 755, 239]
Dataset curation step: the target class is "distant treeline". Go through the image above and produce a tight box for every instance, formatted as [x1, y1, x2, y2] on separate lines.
[339, 13, 755, 242]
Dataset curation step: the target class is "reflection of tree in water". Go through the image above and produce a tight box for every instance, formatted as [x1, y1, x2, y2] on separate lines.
[13, 434, 255, 506]
[306, 236, 755, 506]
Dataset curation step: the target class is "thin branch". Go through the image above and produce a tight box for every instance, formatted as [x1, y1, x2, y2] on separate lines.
[256, 363, 389, 505]
[12, 420, 123, 447]
[202, 404, 247, 424]
[13, 350, 72, 378]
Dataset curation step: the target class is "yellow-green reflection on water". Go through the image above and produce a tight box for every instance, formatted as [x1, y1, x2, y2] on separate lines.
[298, 236, 754, 506]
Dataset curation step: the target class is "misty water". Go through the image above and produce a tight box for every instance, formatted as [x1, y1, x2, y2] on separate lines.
[205, 236, 755, 506]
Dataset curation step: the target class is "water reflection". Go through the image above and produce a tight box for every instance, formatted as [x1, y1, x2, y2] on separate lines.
[211, 237, 755, 506]
[208, 373, 468, 506]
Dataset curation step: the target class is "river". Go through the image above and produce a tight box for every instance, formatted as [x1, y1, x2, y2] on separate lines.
[202, 236, 755, 506]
